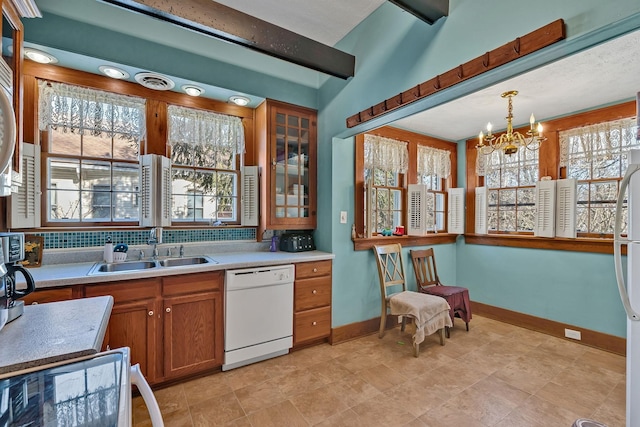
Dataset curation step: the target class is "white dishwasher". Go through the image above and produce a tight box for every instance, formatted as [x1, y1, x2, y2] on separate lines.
[223, 264, 294, 371]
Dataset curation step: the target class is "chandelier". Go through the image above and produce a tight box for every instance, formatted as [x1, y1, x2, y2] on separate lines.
[476, 90, 546, 156]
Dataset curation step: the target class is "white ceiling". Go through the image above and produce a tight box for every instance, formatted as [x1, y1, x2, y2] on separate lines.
[214, 0, 386, 47]
[393, 29, 640, 141]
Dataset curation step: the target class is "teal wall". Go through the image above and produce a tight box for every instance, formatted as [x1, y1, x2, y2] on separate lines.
[22, 0, 640, 337]
[316, 0, 640, 337]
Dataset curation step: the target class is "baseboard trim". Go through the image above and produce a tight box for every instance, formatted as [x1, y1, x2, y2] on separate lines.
[331, 302, 625, 356]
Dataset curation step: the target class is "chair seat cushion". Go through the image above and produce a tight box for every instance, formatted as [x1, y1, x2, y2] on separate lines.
[422, 285, 467, 298]
[388, 291, 452, 345]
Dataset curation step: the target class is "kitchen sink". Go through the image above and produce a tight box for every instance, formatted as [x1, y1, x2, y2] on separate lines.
[159, 256, 216, 267]
[88, 260, 159, 275]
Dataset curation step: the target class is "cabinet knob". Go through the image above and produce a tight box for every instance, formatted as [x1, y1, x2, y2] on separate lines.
[312, 321, 317, 326]
[313, 268, 317, 272]
[31, 302, 38, 305]
[312, 289, 317, 294]
[166, 307, 171, 313]
[106, 345, 111, 351]
[148, 310, 154, 316]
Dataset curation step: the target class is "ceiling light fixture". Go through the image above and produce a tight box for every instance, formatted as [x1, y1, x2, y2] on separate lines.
[477, 90, 545, 156]
[24, 48, 58, 64]
[182, 85, 204, 97]
[229, 95, 250, 106]
[98, 65, 129, 79]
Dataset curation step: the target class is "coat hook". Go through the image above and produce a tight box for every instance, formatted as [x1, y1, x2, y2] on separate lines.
[482, 52, 490, 67]
[369, 106, 375, 117]
[513, 37, 521, 54]
[382, 100, 388, 111]
[356, 112, 362, 123]
[433, 76, 441, 90]
[457, 65, 464, 79]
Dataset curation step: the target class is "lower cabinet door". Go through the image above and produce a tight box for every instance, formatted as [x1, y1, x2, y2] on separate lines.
[108, 298, 159, 384]
[163, 291, 223, 379]
[294, 306, 331, 345]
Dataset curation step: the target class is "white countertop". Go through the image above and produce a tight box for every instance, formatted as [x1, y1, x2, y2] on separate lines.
[24, 250, 335, 288]
[0, 296, 113, 374]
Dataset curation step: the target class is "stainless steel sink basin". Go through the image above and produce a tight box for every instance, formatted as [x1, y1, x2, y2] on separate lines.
[88, 260, 159, 275]
[159, 256, 216, 267]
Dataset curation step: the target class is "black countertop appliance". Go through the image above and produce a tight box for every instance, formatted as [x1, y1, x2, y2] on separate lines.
[279, 232, 315, 252]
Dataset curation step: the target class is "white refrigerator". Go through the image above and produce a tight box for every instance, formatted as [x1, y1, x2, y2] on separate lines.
[614, 148, 640, 427]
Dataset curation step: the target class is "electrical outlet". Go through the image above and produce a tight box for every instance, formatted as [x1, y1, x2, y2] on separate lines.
[340, 211, 348, 224]
[564, 328, 582, 340]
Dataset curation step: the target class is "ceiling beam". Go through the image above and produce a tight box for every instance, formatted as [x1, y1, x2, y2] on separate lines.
[387, 0, 448, 24]
[98, 0, 356, 79]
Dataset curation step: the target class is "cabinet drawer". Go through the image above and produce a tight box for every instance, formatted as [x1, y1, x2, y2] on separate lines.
[22, 287, 75, 305]
[295, 260, 332, 280]
[294, 306, 330, 345]
[85, 278, 160, 303]
[163, 271, 223, 296]
[295, 277, 331, 311]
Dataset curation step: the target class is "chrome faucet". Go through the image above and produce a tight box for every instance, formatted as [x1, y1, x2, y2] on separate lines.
[151, 244, 159, 260]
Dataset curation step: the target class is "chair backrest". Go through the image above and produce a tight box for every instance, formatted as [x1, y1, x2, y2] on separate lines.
[410, 248, 441, 290]
[373, 243, 407, 299]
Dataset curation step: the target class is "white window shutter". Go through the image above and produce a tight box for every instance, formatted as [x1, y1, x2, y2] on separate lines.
[407, 184, 428, 235]
[475, 186, 488, 234]
[140, 154, 171, 227]
[534, 180, 556, 237]
[555, 178, 577, 238]
[241, 166, 259, 226]
[9, 143, 41, 229]
[447, 187, 464, 234]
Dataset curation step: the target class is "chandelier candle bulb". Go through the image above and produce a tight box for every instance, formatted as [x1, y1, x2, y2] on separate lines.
[530, 113, 535, 125]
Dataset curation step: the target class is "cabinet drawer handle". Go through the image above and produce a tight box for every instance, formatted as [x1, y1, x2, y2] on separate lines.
[32, 302, 38, 305]
[148, 310, 154, 316]
[313, 268, 317, 272]
[166, 307, 171, 313]
[312, 321, 317, 326]
[312, 289, 317, 294]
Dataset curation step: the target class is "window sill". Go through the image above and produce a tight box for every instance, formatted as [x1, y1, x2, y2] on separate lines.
[464, 233, 624, 255]
[353, 234, 458, 251]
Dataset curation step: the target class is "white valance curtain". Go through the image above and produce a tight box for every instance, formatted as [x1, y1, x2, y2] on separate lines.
[38, 80, 146, 143]
[417, 144, 451, 178]
[364, 134, 409, 174]
[559, 117, 638, 167]
[168, 105, 245, 155]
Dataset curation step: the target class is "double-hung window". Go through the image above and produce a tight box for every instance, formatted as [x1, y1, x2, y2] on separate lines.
[167, 105, 245, 224]
[480, 143, 539, 233]
[363, 134, 408, 235]
[39, 81, 146, 225]
[561, 117, 639, 236]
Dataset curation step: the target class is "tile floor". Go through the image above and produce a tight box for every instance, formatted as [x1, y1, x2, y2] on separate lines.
[133, 315, 626, 426]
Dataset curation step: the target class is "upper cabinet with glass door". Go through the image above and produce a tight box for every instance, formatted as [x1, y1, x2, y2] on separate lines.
[256, 100, 317, 234]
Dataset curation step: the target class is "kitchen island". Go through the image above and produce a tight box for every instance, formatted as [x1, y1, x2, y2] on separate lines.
[0, 296, 113, 374]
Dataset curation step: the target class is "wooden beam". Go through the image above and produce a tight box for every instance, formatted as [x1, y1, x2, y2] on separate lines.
[387, 0, 448, 25]
[346, 19, 566, 128]
[98, 0, 356, 79]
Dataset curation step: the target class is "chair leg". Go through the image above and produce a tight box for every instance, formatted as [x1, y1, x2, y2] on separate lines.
[465, 322, 469, 332]
[379, 311, 387, 339]
[400, 316, 406, 332]
[445, 326, 450, 339]
[413, 342, 419, 357]
[439, 328, 445, 346]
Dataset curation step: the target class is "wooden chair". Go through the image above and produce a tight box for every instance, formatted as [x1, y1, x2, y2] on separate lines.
[373, 243, 452, 357]
[410, 248, 472, 337]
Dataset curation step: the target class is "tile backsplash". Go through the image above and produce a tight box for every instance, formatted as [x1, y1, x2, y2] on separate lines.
[31, 228, 257, 250]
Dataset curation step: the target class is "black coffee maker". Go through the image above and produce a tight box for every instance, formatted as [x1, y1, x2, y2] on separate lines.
[0, 232, 35, 329]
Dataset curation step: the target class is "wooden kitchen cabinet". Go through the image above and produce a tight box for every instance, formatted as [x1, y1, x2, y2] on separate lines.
[84, 278, 161, 383]
[293, 260, 332, 347]
[256, 100, 317, 236]
[161, 271, 223, 380]
[83, 271, 224, 385]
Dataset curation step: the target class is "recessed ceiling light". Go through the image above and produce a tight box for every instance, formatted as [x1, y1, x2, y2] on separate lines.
[98, 65, 129, 79]
[229, 95, 250, 106]
[24, 48, 57, 64]
[182, 85, 204, 97]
